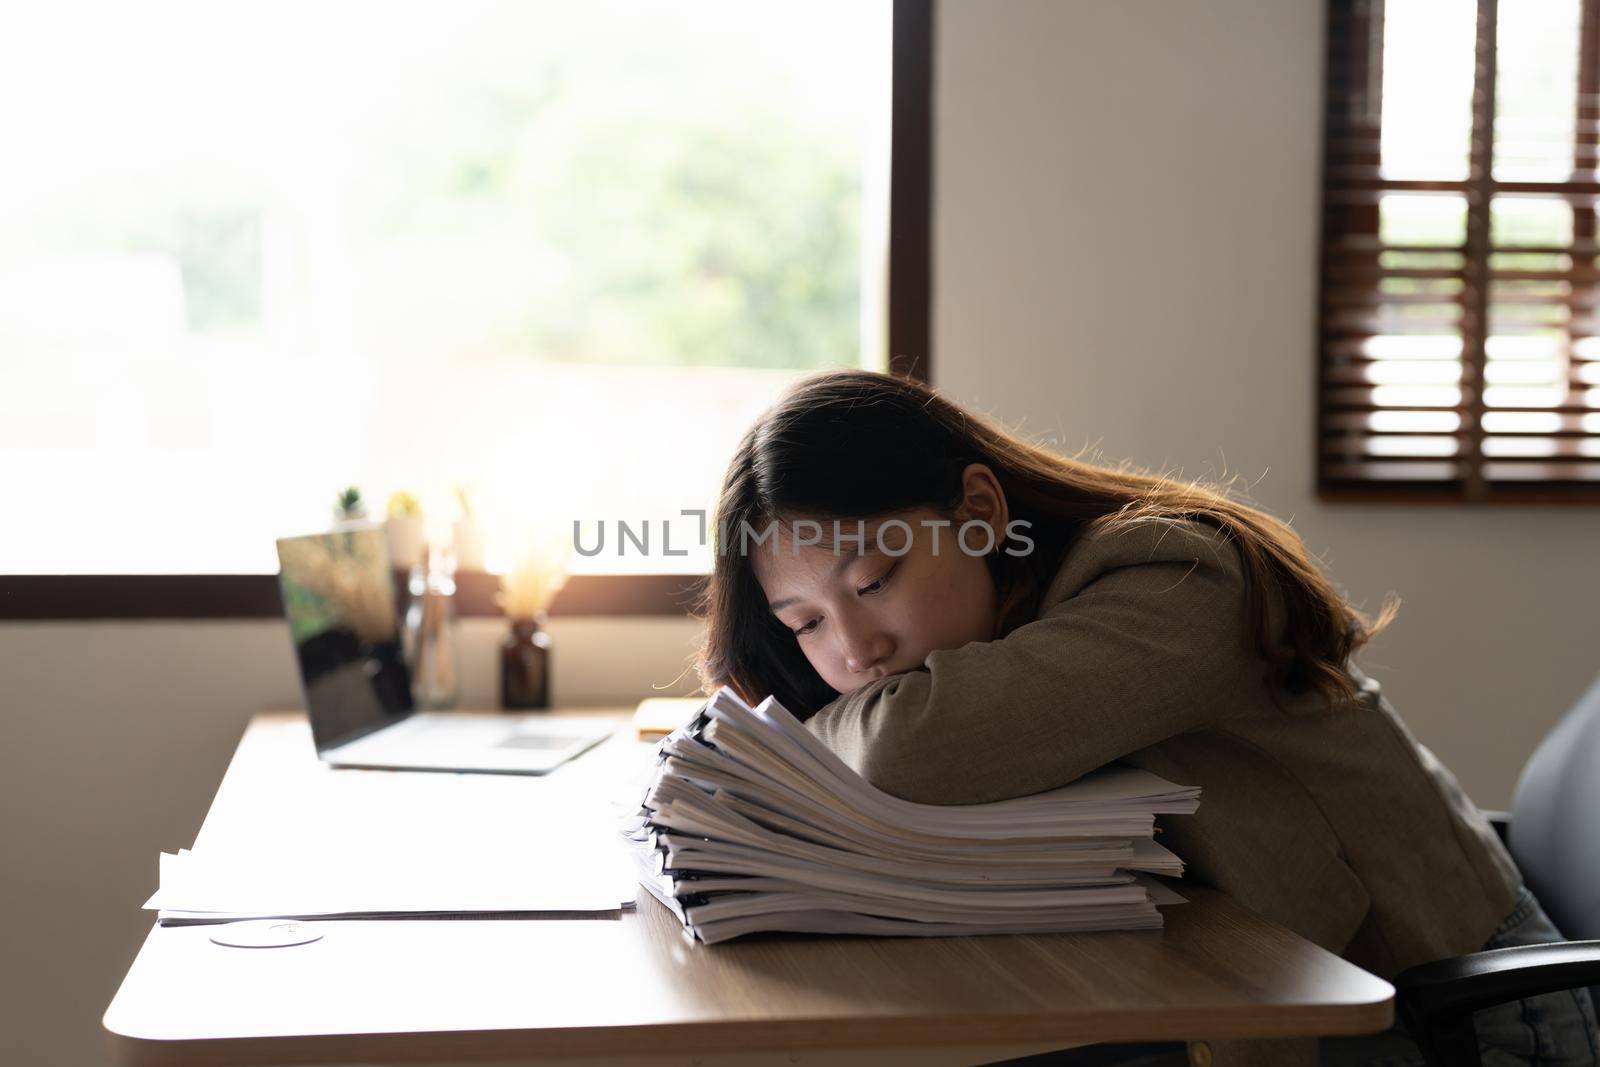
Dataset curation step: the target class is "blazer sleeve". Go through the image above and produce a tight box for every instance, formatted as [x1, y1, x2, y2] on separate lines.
[802, 518, 1261, 805]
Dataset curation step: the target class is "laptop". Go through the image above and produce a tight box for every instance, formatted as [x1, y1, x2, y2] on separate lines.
[275, 526, 615, 774]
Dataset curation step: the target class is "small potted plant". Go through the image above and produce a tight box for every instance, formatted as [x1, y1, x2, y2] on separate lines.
[331, 486, 370, 530]
[385, 490, 426, 570]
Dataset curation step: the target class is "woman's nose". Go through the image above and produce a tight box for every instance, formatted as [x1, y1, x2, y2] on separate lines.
[840, 622, 895, 675]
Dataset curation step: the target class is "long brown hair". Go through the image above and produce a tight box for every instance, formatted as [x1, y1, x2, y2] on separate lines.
[694, 369, 1398, 719]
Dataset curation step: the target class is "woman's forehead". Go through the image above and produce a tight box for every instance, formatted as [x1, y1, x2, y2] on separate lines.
[750, 513, 924, 557]
[748, 514, 929, 596]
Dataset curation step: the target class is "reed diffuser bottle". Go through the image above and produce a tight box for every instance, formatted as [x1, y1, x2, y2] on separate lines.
[501, 614, 552, 710]
[495, 531, 571, 711]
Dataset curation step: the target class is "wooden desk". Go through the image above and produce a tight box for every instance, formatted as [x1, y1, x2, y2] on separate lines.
[104, 712, 1394, 1067]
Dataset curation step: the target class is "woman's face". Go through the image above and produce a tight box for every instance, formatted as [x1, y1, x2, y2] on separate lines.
[751, 464, 1009, 696]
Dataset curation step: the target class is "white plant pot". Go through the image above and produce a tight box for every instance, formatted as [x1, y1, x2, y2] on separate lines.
[385, 515, 427, 569]
[453, 518, 487, 572]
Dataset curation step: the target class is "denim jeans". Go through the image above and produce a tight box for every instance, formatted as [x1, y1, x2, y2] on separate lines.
[1320, 884, 1600, 1067]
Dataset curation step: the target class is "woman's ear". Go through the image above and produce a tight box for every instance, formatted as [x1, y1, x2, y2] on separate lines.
[956, 462, 1009, 545]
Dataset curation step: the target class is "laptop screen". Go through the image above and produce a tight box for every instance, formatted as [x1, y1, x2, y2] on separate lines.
[275, 526, 414, 751]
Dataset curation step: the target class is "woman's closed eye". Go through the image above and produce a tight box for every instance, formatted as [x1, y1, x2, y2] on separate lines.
[790, 565, 899, 637]
[858, 562, 898, 596]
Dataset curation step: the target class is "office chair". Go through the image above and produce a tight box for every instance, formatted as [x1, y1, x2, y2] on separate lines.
[1394, 669, 1600, 1067]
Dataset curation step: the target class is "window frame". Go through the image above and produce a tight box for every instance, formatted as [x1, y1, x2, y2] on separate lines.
[0, 0, 934, 620]
[1316, 0, 1600, 505]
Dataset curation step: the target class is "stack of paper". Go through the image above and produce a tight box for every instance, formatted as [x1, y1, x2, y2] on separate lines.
[621, 687, 1200, 945]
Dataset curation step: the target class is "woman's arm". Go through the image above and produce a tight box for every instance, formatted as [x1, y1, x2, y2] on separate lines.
[802, 519, 1261, 804]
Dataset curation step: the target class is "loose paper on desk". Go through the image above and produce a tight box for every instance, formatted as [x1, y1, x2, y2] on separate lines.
[147, 758, 638, 924]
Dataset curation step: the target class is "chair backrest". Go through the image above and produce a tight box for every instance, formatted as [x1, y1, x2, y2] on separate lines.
[1508, 669, 1600, 941]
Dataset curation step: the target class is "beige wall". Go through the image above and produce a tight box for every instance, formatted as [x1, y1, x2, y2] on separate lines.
[5, 1, 1599, 1063]
[932, 0, 1600, 808]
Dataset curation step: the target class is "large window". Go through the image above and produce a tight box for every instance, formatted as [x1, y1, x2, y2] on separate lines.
[1, 0, 897, 577]
[1319, 0, 1600, 502]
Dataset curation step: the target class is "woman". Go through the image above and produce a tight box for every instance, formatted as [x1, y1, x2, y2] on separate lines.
[693, 369, 1599, 1067]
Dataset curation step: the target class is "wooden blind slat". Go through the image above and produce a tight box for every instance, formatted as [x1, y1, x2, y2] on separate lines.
[1321, 386, 1600, 412]
[1323, 411, 1600, 431]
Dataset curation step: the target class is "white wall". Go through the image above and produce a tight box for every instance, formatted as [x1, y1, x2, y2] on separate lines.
[6, 1, 1600, 1062]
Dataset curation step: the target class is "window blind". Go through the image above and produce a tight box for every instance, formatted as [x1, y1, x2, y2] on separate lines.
[1318, 0, 1600, 502]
